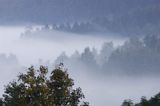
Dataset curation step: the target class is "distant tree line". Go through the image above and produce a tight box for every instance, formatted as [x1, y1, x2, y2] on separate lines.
[21, 31, 160, 76]
[55, 35, 160, 76]
[37, 12, 160, 35]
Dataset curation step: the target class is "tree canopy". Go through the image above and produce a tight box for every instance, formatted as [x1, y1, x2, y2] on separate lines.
[0, 63, 89, 106]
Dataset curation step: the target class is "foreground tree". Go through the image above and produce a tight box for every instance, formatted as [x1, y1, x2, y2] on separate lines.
[1, 63, 89, 106]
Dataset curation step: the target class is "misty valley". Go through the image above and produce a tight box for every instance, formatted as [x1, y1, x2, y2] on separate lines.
[0, 26, 160, 106]
[0, 0, 160, 106]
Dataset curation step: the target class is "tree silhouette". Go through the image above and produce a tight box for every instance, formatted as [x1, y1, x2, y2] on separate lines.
[0, 98, 3, 106]
[122, 99, 134, 106]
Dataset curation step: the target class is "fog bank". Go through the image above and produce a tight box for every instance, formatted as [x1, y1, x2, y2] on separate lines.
[0, 26, 160, 106]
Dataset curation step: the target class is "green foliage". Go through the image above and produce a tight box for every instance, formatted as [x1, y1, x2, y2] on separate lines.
[1, 64, 88, 106]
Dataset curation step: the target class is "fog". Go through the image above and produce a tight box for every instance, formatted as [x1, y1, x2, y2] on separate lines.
[75, 77, 160, 106]
[0, 26, 125, 65]
[0, 0, 159, 106]
[0, 26, 160, 106]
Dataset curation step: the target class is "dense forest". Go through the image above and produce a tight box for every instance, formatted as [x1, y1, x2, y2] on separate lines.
[0, 0, 159, 36]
